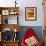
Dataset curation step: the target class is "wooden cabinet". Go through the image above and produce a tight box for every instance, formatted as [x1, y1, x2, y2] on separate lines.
[0, 7, 19, 46]
[0, 7, 19, 24]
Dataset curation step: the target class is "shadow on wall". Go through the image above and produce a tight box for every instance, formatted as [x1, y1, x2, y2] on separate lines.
[18, 26, 44, 44]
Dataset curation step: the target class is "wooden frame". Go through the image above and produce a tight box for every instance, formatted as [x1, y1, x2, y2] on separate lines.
[25, 7, 37, 21]
[0, 32, 1, 41]
[0, 15, 1, 24]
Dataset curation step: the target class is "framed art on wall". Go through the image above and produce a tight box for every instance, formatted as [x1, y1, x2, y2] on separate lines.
[25, 7, 37, 21]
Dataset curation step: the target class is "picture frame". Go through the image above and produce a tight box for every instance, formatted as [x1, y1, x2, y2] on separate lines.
[9, 10, 18, 15]
[25, 7, 37, 21]
[2, 10, 9, 15]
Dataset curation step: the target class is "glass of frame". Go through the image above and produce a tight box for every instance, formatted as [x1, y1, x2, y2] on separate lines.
[25, 7, 37, 21]
[2, 10, 9, 15]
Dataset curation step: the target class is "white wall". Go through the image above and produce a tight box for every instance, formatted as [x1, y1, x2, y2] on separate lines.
[0, 0, 44, 26]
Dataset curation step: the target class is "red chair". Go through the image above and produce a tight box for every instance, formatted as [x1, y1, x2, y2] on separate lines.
[21, 28, 41, 46]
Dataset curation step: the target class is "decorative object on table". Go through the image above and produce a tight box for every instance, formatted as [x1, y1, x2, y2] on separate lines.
[1, 28, 13, 41]
[25, 7, 37, 21]
[21, 28, 41, 46]
[2, 16, 8, 24]
[13, 28, 19, 41]
[5, 18, 8, 24]
[9, 10, 18, 15]
[15, 0, 17, 7]
[13, 32, 18, 41]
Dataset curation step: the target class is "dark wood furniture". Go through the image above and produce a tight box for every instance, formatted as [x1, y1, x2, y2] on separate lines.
[0, 41, 2, 46]
[0, 7, 19, 46]
[2, 40, 19, 46]
[0, 7, 19, 24]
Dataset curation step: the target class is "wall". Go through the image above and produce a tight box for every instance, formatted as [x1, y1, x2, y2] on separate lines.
[0, 0, 44, 26]
[0, 0, 44, 45]
[18, 26, 44, 44]
[18, 0, 44, 26]
[43, 0, 46, 46]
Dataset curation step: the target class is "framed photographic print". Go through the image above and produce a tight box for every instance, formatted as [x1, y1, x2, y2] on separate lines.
[25, 7, 37, 21]
[2, 10, 9, 15]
